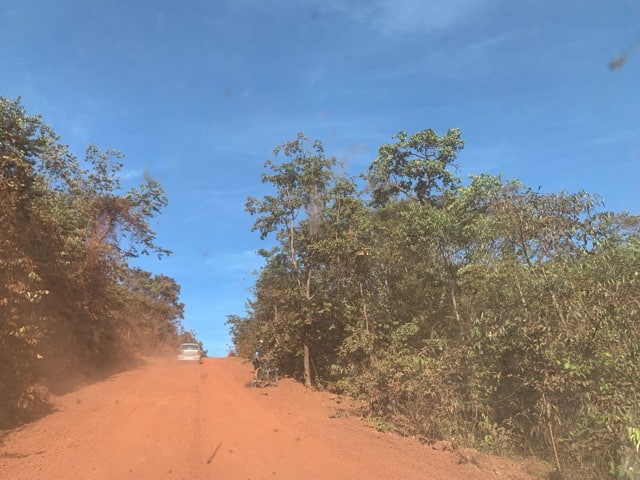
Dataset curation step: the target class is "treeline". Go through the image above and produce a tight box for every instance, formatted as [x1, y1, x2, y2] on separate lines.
[228, 131, 640, 478]
[0, 98, 192, 426]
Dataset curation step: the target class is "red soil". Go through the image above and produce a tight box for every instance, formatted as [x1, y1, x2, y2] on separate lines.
[0, 356, 548, 479]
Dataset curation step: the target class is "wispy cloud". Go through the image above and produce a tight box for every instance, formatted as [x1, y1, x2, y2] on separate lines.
[204, 249, 264, 273]
[121, 168, 143, 180]
[463, 141, 522, 176]
[577, 129, 640, 148]
[69, 120, 90, 145]
[369, 27, 538, 81]
[325, 0, 490, 35]
[189, 187, 254, 199]
[465, 30, 535, 52]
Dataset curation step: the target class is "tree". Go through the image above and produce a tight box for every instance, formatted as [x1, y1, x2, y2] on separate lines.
[0, 97, 187, 425]
[235, 126, 640, 477]
[245, 132, 361, 387]
[366, 128, 464, 206]
[120, 269, 185, 351]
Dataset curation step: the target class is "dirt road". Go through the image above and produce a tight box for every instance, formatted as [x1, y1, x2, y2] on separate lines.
[0, 357, 544, 479]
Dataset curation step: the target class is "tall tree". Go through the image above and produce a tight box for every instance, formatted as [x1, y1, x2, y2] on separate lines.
[246, 132, 359, 386]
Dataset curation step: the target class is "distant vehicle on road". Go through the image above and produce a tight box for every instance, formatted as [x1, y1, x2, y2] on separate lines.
[178, 343, 203, 363]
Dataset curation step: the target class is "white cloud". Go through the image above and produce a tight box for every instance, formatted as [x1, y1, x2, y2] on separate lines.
[204, 249, 264, 273]
[69, 121, 90, 145]
[121, 168, 143, 180]
[324, 0, 490, 35]
[465, 30, 533, 51]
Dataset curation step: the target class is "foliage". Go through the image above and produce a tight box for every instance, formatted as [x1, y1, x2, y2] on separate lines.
[366, 128, 464, 206]
[0, 97, 191, 426]
[231, 127, 640, 478]
[244, 133, 366, 386]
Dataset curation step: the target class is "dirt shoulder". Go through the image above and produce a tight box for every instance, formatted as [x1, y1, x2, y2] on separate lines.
[0, 356, 549, 480]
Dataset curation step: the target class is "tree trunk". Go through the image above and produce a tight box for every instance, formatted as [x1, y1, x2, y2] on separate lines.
[303, 342, 312, 388]
[360, 282, 370, 333]
[451, 288, 463, 339]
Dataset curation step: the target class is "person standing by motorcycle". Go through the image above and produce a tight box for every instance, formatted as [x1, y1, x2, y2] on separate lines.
[252, 340, 263, 385]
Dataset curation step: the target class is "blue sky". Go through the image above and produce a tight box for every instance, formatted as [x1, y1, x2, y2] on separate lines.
[2, 0, 638, 356]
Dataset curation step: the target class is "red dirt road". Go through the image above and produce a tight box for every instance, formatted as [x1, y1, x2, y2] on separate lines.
[1, 357, 545, 480]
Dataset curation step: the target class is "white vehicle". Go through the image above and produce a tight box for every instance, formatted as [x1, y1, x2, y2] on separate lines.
[177, 343, 202, 363]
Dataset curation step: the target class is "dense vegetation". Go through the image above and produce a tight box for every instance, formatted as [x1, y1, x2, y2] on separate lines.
[228, 131, 640, 478]
[0, 98, 193, 427]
